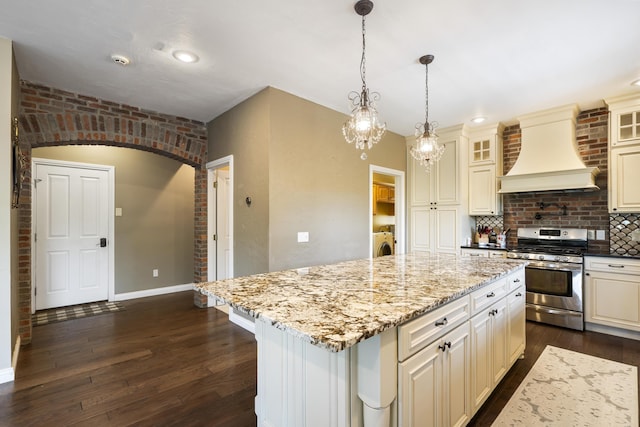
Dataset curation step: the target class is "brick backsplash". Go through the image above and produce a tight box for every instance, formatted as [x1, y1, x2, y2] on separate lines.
[502, 107, 610, 254]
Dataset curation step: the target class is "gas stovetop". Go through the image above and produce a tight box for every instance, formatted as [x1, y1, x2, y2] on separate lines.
[506, 227, 588, 264]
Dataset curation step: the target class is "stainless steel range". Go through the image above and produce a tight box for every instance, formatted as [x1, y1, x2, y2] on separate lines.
[506, 228, 588, 331]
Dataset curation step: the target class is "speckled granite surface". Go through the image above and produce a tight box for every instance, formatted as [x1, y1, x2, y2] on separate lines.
[492, 345, 638, 426]
[195, 252, 526, 352]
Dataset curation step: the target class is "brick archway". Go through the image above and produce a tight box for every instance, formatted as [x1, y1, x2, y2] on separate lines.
[16, 82, 209, 343]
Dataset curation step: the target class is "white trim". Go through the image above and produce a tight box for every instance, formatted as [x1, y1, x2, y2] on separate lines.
[229, 308, 256, 334]
[114, 283, 194, 301]
[31, 158, 116, 313]
[585, 322, 640, 341]
[12, 335, 20, 371]
[206, 155, 234, 281]
[0, 367, 14, 384]
[369, 165, 406, 256]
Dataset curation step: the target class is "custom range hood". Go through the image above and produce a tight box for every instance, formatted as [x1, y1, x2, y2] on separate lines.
[499, 104, 599, 193]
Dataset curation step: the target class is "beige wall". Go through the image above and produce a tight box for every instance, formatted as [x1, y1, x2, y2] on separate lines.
[32, 146, 195, 294]
[207, 89, 271, 277]
[208, 86, 406, 275]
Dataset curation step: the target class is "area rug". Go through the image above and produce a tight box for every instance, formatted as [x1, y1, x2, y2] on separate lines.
[492, 345, 638, 426]
[32, 301, 124, 326]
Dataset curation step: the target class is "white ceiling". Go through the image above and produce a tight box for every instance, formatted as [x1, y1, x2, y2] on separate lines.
[1, 0, 640, 136]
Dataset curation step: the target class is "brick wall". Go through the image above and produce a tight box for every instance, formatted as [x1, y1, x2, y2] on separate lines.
[502, 107, 610, 254]
[16, 81, 209, 343]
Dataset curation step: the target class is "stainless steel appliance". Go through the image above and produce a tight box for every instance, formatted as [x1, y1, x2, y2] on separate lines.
[506, 228, 587, 331]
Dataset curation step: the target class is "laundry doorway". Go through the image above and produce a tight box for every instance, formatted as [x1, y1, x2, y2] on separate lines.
[370, 165, 405, 257]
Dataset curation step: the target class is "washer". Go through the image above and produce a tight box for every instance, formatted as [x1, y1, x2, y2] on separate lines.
[372, 232, 394, 258]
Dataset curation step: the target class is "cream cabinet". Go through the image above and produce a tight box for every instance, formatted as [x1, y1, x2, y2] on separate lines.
[397, 267, 526, 427]
[507, 285, 526, 365]
[606, 94, 640, 213]
[468, 123, 503, 216]
[584, 256, 640, 333]
[408, 125, 471, 254]
[398, 322, 471, 427]
[470, 294, 508, 413]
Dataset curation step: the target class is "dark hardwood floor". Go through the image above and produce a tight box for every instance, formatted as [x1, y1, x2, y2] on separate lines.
[1, 291, 639, 426]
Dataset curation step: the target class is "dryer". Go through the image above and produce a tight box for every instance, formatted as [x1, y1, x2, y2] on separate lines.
[372, 232, 394, 258]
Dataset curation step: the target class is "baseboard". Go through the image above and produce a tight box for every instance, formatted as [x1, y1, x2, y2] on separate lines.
[114, 283, 194, 301]
[585, 322, 640, 341]
[0, 367, 14, 385]
[229, 308, 256, 334]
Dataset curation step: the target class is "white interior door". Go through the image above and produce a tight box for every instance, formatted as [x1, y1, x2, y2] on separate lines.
[216, 168, 231, 280]
[34, 161, 111, 310]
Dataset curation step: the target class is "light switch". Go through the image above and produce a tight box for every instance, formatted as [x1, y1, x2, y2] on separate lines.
[297, 232, 309, 243]
[587, 230, 595, 240]
[115, 207, 123, 217]
[596, 230, 605, 240]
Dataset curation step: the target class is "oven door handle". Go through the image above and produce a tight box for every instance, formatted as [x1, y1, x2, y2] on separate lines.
[526, 265, 582, 274]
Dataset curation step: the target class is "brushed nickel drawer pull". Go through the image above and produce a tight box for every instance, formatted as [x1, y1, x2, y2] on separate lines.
[486, 292, 495, 298]
[608, 264, 625, 268]
[435, 318, 448, 327]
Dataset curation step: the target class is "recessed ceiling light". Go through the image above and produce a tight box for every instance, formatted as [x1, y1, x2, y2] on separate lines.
[471, 116, 486, 124]
[111, 54, 130, 66]
[172, 50, 199, 63]
[631, 78, 640, 87]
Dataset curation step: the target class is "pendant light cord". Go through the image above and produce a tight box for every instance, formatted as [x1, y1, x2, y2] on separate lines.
[360, 14, 367, 93]
[424, 62, 429, 129]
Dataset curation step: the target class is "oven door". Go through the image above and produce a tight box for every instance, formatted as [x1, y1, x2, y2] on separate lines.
[524, 261, 583, 312]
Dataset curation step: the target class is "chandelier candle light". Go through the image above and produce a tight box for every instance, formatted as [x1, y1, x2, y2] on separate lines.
[410, 54, 444, 172]
[342, 0, 386, 160]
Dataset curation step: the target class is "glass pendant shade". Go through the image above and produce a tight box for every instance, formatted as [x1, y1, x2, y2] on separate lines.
[342, 0, 386, 160]
[410, 54, 443, 172]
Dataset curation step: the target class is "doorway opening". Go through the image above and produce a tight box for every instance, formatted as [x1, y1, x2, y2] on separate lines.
[370, 165, 405, 257]
[207, 155, 234, 283]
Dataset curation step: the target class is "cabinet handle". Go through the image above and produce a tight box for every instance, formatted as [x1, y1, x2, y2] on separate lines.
[435, 317, 448, 327]
[486, 292, 495, 298]
[515, 292, 522, 297]
[585, 272, 590, 276]
[438, 344, 446, 352]
[469, 254, 481, 257]
[608, 264, 625, 268]
[513, 278, 520, 283]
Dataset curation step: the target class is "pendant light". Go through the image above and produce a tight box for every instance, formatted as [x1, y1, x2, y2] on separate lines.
[410, 54, 444, 172]
[342, 0, 386, 160]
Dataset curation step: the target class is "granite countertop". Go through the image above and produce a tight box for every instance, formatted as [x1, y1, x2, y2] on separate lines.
[584, 253, 640, 260]
[194, 253, 526, 352]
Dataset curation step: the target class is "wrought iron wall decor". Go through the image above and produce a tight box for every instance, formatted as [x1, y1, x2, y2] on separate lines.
[12, 117, 27, 208]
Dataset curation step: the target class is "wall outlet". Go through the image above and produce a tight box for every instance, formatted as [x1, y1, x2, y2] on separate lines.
[587, 230, 595, 240]
[297, 231, 309, 243]
[632, 229, 640, 242]
[153, 269, 159, 277]
[596, 230, 606, 240]
[115, 207, 123, 217]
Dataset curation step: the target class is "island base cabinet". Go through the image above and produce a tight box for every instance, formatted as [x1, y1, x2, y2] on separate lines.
[470, 297, 508, 413]
[254, 319, 357, 427]
[398, 322, 471, 427]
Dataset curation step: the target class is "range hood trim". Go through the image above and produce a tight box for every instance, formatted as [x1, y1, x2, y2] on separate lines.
[499, 167, 600, 193]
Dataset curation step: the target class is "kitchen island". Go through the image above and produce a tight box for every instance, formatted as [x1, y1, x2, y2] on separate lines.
[195, 252, 527, 427]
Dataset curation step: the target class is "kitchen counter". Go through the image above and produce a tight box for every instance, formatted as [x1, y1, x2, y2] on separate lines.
[584, 252, 640, 260]
[461, 243, 508, 251]
[196, 253, 527, 427]
[195, 252, 525, 352]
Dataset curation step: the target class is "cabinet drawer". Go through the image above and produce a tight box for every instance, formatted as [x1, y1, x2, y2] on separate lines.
[461, 249, 489, 258]
[398, 295, 470, 362]
[470, 277, 508, 315]
[584, 256, 640, 275]
[507, 269, 525, 292]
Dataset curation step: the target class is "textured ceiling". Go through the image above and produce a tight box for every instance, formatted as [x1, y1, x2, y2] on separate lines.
[1, 0, 640, 136]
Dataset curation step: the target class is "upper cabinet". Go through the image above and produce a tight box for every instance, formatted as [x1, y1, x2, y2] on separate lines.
[606, 94, 640, 213]
[468, 123, 504, 216]
[407, 124, 470, 254]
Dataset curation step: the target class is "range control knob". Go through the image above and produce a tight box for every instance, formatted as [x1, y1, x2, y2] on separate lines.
[538, 255, 545, 261]
[560, 256, 569, 263]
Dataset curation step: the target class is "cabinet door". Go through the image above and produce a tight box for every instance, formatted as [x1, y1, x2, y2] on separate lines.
[410, 156, 433, 206]
[610, 146, 640, 213]
[491, 298, 508, 385]
[436, 138, 459, 205]
[470, 308, 492, 412]
[585, 270, 640, 331]
[410, 207, 433, 252]
[434, 207, 459, 254]
[468, 165, 498, 215]
[469, 138, 493, 164]
[398, 339, 442, 427]
[444, 323, 471, 427]
[507, 287, 526, 365]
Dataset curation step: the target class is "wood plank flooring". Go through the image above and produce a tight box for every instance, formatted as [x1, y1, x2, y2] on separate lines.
[1, 291, 639, 426]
